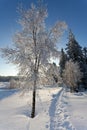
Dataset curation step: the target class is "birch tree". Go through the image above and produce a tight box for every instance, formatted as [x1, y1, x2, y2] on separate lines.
[1, 1, 67, 118]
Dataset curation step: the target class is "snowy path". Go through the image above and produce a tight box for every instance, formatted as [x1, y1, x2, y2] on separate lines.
[49, 89, 76, 130]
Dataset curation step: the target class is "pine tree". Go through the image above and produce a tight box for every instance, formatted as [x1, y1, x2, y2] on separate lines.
[83, 47, 87, 64]
[65, 30, 85, 90]
[66, 30, 83, 65]
[59, 48, 67, 77]
[47, 62, 59, 84]
[82, 47, 87, 89]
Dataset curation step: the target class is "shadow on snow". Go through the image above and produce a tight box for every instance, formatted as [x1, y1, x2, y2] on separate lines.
[0, 88, 18, 100]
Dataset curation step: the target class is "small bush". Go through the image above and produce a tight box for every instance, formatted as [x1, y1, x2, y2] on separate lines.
[9, 79, 20, 89]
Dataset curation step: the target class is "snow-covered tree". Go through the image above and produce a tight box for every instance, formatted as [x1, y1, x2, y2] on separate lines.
[1, 1, 67, 117]
[63, 60, 83, 92]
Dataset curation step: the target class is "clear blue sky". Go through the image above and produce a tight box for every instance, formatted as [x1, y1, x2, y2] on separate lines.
[0, 0, 87, 76]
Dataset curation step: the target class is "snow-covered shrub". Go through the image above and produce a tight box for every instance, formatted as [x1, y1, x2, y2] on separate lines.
[9, 79, 20, 89]
[63, 60, 83, 92]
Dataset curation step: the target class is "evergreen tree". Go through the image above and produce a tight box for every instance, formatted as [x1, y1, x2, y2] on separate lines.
[82, 47, 87, 89]
[83, 47, 87, 64]
[59, 48, 67, 77]
[66, 30, 83, 65]
[47, 62, 59, 84]
[52, 62, 58, 83]
[65, 30, 85, 90]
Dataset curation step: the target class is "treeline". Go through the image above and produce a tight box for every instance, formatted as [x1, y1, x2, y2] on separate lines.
[59, 30, 87, 92]
[0, 76, 19, 82]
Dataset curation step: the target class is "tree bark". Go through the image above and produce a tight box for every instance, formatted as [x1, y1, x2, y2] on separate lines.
[31, 79, 36, 118]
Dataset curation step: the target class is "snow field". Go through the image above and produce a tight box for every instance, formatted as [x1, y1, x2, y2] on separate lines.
[0, 82, 87, 130]
[68, 92, 87, 130]
[0, 85, 63, 130]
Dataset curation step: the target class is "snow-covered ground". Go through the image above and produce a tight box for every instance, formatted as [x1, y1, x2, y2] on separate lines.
[0, 82, 87, 130]
[68, 92, 87, 130]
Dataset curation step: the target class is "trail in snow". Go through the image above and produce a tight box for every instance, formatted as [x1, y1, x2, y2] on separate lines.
[49, 88, 76, 130]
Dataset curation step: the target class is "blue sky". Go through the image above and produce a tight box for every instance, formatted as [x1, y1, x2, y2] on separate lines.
[0, 0, 87, 76]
